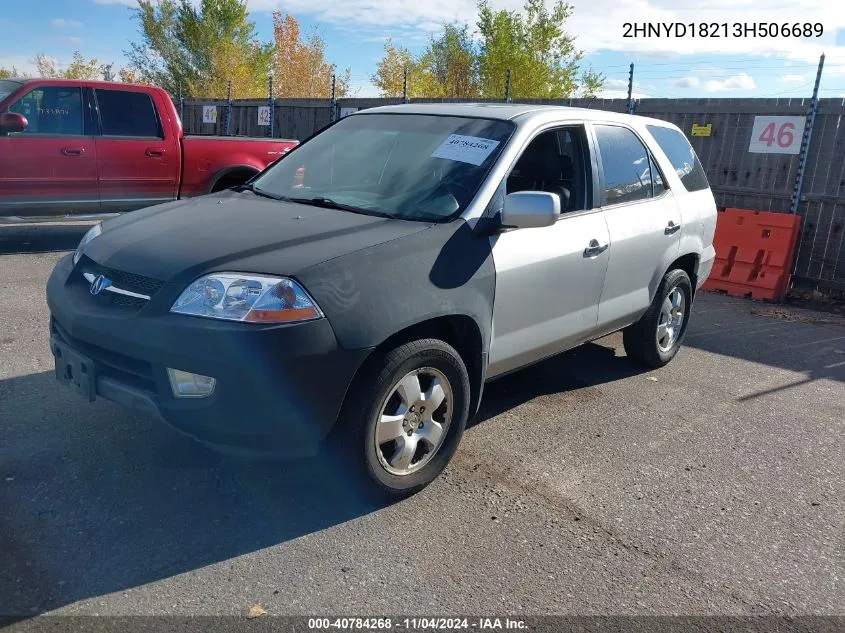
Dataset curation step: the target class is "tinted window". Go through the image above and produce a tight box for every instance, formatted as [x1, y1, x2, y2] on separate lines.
[595, 125, 652, 205]
[0, 79, 22, 102]
[9, 86, 83, 135]
[646, 124, 710, 192]
[252, 114, 514, 222]
[507, 126, 590, 212]
[96, 89, 162, 137]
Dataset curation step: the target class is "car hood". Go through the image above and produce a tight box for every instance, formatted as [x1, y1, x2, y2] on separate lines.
[83, 190, 431, 282]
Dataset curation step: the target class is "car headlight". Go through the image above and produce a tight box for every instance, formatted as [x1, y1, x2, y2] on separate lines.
[170, 273, 323, 323]
[73, 223, 102, 265]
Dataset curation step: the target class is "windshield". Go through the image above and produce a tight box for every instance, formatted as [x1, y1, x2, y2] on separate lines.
[0, 80, 23, 103]
[251, 113, 515, 222]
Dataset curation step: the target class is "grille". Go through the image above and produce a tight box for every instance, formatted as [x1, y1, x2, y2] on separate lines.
[80, 257, 166, 297]
[51, 318, 157, 393]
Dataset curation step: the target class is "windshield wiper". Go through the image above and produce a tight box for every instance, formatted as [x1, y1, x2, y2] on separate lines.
[284, 196, 399, 219]
[232, 182, 284, 200]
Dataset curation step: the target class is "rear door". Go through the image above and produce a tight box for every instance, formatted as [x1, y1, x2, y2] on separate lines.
[590, 122, 682, 333]
[0, 84, 99, 218]
[92, 87, 178, 212]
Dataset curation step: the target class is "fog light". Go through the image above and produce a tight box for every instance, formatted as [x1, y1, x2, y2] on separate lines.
[167, 368, 216, 398]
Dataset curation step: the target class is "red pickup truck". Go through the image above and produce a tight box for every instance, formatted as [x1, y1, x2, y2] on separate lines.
[0, 78, 298, 221]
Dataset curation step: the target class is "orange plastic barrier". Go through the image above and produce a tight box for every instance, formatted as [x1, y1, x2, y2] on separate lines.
[701, 208, 802, 302]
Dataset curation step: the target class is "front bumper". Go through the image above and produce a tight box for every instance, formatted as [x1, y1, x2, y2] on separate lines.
[46, 254, 371, 457]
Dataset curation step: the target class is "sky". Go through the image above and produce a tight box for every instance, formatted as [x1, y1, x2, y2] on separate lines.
[2, 0, 845, 99]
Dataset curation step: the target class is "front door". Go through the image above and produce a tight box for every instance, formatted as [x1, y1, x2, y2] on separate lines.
[487, 126, 611, 378]
[92, 87, 177, 213]
[0, 84, 99, 218]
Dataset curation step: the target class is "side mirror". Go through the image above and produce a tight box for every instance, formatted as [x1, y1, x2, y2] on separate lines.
[501, 191, 559, 229]
[0, 112, 27, 134]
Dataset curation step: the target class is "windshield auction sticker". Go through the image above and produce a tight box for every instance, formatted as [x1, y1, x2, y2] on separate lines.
[431, 134, 500, 166]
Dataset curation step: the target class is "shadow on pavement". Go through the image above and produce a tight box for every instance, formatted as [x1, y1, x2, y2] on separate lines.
[0, 371, 386, 616]
[0, 225, 93, 255]
[474, 341, 647, 426]
[682, 292, 845, 392]
[0, 341, 649, 617]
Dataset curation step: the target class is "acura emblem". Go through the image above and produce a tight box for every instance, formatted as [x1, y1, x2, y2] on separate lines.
[90, 274, 111, 296]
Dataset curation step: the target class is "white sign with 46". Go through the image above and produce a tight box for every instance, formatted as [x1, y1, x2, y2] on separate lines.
[748, 115, 806, 155]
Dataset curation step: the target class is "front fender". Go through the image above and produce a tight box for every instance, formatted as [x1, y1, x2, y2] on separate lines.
[297, 220, 496, 356]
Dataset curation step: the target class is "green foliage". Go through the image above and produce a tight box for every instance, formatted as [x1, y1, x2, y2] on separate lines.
[0, 66, 20, 79]
[125, 0, 273, 97]
[372, 0, 604, 99]
[419, 24, 479, 98]
[477, 0, 582, 99]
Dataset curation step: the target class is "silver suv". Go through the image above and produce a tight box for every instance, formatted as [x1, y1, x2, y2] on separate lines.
[48, 104, 717, 498]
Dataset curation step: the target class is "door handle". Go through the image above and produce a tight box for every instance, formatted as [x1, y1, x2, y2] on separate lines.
[583, 239, 609, 257]
[145, 148, 166, 157]
[61, 147, 84, 156]
[665, 221, 681, 235]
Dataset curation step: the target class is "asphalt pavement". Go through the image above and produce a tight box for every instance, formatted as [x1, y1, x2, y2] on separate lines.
[0, 224, 843, 618]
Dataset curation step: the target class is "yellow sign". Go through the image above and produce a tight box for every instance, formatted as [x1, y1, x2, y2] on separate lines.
[691, 123, 712, 137]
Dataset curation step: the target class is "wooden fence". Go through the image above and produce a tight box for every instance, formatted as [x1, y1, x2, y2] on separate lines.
[179, 96, 845, 293]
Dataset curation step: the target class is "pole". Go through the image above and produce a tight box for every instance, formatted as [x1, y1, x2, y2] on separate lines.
[626, 63, 634, 114]
[403, 67, 409, 104]
[330, 73, 337, 122]
[225, 80, 233, 135]
[268, 75, 275, 138]
[505, 68, 511, 103]
[178, 85, 184, 123]
[790, 53, 825, 215]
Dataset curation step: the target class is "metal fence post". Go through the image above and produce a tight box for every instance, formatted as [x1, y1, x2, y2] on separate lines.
[790, 53, 825, 215]
[330, 73, 337, 122]
[626, 63, 635, 115]
[403, 67, 409, 104]
[268, 75, 275, 138]
[505, 69, 511, 103]
[225, 80, 233, 135]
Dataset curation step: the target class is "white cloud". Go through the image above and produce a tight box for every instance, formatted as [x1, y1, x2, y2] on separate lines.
[52, 18, 83, 28]
[598, 78, 648, 98]
[703, 72, 755, 92]
[670, 77, 700, 89]
[779, 74, 805, 83]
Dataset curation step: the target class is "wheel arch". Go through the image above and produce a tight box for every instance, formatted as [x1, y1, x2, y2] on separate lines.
[207, 164, 260, 193]
[345, 314, 487, 425]
[666, 252, 700, 297]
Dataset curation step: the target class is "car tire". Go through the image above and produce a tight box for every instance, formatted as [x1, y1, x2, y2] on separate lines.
[623, 269, 693, 369]
[337, 338, 470, 500]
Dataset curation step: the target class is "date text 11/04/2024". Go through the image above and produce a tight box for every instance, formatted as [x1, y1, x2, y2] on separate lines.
[623, 22, 823, 38]
[307, 618, 528, 630]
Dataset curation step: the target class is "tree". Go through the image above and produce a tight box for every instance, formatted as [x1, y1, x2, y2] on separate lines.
[419, 24, 479, 98]
[476, 0, 594, 99]
[579, 66, 605, 98]
[125, 0, 272, 98]
[0, 66, 20, 79]
[371, 0, 603, 99]
[34, 51, 104, 80]
[371, 38, 439, 98]
[272, 12, 350, 98]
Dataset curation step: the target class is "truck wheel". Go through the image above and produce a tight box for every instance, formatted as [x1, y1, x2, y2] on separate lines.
[339, 339, 470, 500]
[623, 269, 692, 369]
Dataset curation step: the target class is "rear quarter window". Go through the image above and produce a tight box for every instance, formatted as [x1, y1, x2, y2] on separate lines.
[646, 124, 710, 192]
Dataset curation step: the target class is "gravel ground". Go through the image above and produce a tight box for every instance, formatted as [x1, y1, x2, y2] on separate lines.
[0, 225, 843, 620]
